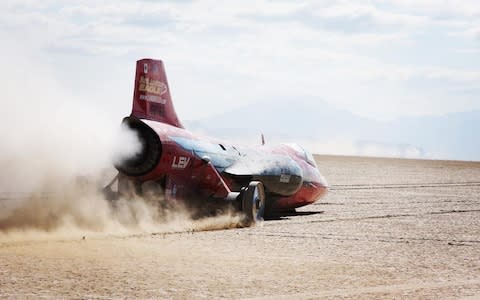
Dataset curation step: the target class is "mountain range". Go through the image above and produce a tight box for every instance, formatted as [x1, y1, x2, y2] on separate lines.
[184, 98, 480, 161]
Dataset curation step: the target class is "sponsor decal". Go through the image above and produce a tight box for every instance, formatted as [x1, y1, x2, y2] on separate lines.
[279, 174, 291, 183]
[139, 76, 167, 95]
[149, 103, 164, 116]
[172, 156, 190, 169]
[139, 94, 167, 104]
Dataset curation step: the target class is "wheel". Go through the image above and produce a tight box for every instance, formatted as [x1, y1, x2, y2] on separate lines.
[241, 181, 266, 225]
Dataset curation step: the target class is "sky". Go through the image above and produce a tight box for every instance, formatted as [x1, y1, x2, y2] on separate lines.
[0, 0, 479, 159]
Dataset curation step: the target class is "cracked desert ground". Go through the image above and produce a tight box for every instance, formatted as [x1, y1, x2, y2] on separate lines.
[1, 155, 479, 299]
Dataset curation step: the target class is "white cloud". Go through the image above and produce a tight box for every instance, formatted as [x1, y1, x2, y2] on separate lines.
[0, 0, 478, 123]
[383, 0, 480, 18]
[311, 2, 430, 27]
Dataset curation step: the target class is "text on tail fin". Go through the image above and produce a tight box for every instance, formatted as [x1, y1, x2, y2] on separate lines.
[131, 58, 183, 128]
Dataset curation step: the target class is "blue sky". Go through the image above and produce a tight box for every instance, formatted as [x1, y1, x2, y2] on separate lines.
[0, 1, 479, 159]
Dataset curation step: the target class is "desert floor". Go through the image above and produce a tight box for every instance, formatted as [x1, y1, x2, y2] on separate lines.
[1, 155, 479, 299]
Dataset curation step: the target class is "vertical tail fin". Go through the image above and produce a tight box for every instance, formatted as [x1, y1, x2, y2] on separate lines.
[131, 59, 183, 128]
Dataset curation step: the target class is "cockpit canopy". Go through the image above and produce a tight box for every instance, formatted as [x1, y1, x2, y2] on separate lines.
[284, 143, 317, 168]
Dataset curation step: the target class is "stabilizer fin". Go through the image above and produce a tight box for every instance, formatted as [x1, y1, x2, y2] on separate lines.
[131, 58, 183, 128]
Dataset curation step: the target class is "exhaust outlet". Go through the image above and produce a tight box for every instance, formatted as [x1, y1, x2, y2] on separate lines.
[114, 117, 162, 177]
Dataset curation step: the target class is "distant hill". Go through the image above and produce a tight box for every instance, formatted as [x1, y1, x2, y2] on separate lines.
[184, 98, 480, 161]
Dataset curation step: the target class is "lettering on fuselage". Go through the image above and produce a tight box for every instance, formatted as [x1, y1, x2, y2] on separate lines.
[172, 156, 190, 169]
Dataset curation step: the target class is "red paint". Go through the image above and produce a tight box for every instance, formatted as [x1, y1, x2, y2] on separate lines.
[132, 58, 183, 128]
[124, 59, 328, 210]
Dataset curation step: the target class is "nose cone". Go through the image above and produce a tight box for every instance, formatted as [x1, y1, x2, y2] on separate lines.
[307, 168, 328, 201]
[317, 172, 328, 189]
[271, 167, 328, 210]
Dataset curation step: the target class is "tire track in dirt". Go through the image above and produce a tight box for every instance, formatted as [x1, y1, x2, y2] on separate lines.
[330, 182, 480, 190]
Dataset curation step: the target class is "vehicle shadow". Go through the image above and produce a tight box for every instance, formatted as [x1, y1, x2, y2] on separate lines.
[264, 210, 324, 221]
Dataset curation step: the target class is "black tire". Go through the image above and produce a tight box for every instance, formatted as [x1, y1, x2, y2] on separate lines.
[242, 181, 266, 226]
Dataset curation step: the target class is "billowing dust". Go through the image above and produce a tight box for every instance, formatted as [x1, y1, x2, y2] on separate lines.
[0, 178, 245, 243]
[0, 48, 243, 241]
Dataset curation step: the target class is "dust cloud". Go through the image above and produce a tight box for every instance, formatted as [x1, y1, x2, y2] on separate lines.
[0, 48, 242, 240]
[0, 179, 244, 242]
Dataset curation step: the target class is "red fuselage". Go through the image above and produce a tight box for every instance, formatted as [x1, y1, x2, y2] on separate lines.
[118, 117, 328, 211]
[114, 58, 328, 212]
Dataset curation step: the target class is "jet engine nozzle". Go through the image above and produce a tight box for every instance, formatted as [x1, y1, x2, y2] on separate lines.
[114, 117, 162, 177]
